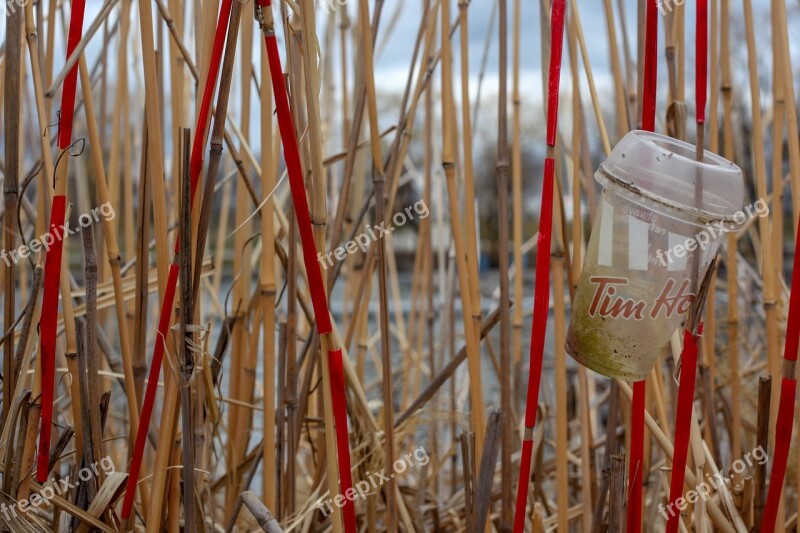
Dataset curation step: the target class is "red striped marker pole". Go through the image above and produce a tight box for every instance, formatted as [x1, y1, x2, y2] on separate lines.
[627, 1, 659, 531]
[665, 3, 707, 531]
[37, 0, 87, 483]
[512, 1, 565, 530]
[762, 224, 800, 530]
[665, 330, 699, 533]
[256, 3, 356, 531]
[121, 0, 235, 518]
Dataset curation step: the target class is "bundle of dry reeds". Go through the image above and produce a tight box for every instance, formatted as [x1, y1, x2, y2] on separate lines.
[0, 0, 798, 531]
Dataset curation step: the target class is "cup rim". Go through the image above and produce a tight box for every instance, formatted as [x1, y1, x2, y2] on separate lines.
[596, 130, 742, 224]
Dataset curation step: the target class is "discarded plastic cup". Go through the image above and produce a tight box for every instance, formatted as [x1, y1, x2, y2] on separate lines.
[566, 130, 744, 380]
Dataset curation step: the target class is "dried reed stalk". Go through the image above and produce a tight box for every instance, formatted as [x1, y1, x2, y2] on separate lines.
[754, 377, 772, 530]
[741, 0, 780, 436]
[762, 0, 800, 527]
[121, 0, 236, 520]
[136, 0, 169, 295]
[602, 0, 628, 138]
[511, 0, 525, 412]
[566, 9, 594, 533]
[177, 128, 197, 531]
[260, 15, 278, 513]
[495, 0, 513, 527]
[457, 0, 482, 367]
[440, 0, 486, 457]
[719, 0, 742, 465]
[77, 54, 141, 451]
[226, 0, 253, 515]
[356, 0, 395, 527]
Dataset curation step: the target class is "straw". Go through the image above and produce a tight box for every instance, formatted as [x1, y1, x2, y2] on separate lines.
[513, 0, 566, 530]
[120, 0, 234, 518]
[36, 0, 87, 483]
[256, 3, 356, 531]
[627, 0, 658, 530]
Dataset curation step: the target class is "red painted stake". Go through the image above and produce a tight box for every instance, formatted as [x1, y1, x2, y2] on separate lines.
[696, 0, 708, 126]
[257, 3, 355, 531]
[627, 1, 659, 531]
[762, 217, 800, 530]
[512, 0, 566, 530]
[121, 0, 234, 517]
[665, 3, 707, 530]
[37, 0, 87, 483]
[665, 330, 699, 533]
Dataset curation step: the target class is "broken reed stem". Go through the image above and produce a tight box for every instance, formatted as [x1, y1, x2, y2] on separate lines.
[754, 376, 771, 530]
[178, 128, 197, 533]
[475, 411, 503, 531]
[607, 454, 625, 531]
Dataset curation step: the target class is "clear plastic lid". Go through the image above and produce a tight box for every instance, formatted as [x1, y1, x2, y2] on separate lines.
[595, 130, 745, 226]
